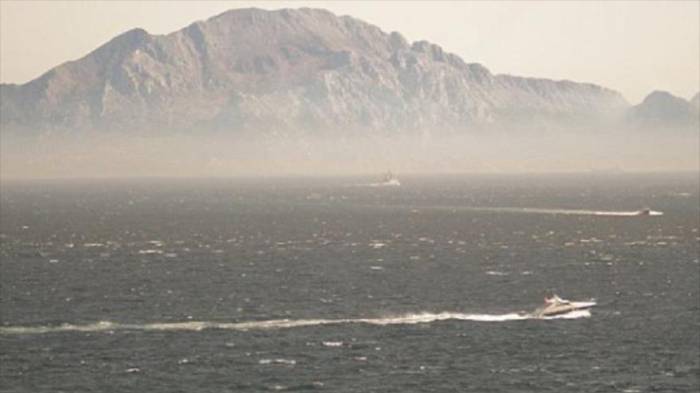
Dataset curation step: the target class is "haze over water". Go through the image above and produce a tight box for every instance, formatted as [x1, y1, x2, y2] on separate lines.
[1, 173, 698, 392]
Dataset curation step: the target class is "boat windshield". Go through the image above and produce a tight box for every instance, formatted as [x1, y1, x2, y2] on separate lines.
[545, 295, 568, 305]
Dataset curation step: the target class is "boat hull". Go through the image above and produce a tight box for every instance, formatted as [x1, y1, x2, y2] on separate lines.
[533, 301, 596, 318]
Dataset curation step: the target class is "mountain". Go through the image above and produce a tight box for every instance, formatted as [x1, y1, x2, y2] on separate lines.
[628, 90, 699, 129]
[0, 7, 629, 136]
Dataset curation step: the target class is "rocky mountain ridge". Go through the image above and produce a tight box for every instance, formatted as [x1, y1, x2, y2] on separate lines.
[0, 8, 694, 135]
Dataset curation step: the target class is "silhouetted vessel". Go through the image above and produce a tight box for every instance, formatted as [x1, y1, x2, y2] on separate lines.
[634, 208, 651, 216]
[380, 171, 401, 187]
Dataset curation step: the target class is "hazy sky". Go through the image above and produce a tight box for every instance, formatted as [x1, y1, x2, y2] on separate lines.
[1, 1, 698, 103]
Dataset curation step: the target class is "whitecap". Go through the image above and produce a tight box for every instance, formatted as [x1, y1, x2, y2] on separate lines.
[259, 358, 296, 365]
[138, 249, 163, 255]
[83, 243, 104, 248]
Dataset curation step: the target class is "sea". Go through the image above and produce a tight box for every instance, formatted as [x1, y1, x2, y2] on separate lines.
[1, 173, 698, 392]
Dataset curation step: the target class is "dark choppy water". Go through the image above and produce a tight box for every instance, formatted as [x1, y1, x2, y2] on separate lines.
[1, 174, 698, 392]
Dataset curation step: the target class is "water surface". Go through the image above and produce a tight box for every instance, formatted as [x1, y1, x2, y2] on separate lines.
[1, 174, 698, 392]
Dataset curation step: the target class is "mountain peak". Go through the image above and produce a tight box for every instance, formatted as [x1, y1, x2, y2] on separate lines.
[2, 7, 631, 134]
[118, 27, 150, 40]
[630, 90, 698, 127]
[642, 90, 683, 104]
[691, 92, 699, 106]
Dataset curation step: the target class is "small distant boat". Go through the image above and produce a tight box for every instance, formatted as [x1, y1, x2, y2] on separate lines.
[380, 171, 401, 187]
[633, 208, 651, 216]
[530, 294, 596, 318]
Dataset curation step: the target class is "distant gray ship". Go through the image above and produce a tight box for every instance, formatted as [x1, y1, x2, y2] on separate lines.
[380, 171, 401, 187]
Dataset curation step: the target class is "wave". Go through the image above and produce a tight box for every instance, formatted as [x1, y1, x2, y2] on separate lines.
[0, 310, 590, 335]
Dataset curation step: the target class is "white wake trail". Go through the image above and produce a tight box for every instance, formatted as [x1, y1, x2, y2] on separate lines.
[454, 206, 663, 217]
[354, 203, 663, 217]
[0, 311, 591, 335]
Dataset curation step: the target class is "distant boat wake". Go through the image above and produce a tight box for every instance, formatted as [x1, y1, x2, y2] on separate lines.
[594, 210, 663, 217]
[458, 207, 664, 217]
[329, 201, 663, 217]
[350, 181, 401, 188]
[0, 311, 590, 335]
[372, 204, 663, 217]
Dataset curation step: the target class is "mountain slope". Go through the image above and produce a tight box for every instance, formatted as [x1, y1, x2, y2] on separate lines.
[628, 90, 699, 128]
[1, 7, 629, 135]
